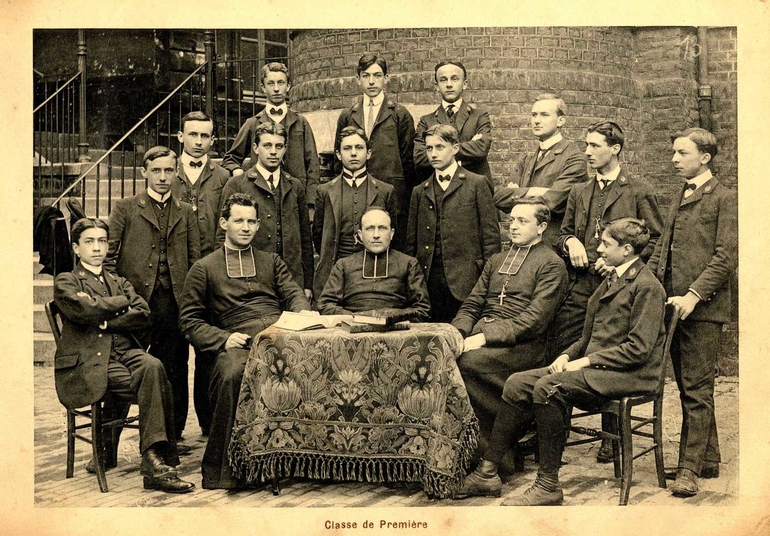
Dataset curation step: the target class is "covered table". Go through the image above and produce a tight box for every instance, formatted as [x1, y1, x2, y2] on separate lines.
[228, 323, 479, 498]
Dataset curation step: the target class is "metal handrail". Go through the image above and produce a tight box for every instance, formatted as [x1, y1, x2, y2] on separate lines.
[51, 62, 208, 207]
[33, 71, 81, 114]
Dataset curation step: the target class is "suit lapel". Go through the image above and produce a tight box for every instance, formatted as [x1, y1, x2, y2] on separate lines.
[283, 109, 298, 131]
[166, 197, 183, 235]
[350, 98, 365, 130]
[521, 152, 538, 188]
[75, 263, 109, 296]
[680, 176, 717, 208]
[247, 168, 274, 196]
[534, 143, 557, 172]
[365, 177, 380, 207]
[601, 258, 644, 301]
[137, 192, 160, 230]
[442, 168, 465, 200]
[602, 173, 626, 214]
[279, 171, 293, 204]
[453, 101, 471, 131]
[372, 100, 394, 132]
[422, 178, 436, 205]
[327, 176, 343, 227]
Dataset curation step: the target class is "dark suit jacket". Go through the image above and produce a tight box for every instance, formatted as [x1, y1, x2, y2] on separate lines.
[334, 96, 416, 188]
[221, 110, 321, 206]
[414, 101, 493, 191]
[647, 176, 737, 323]
[217, 168, 314, 291]
[105, 191, 201, 305]
[565, 259, 667, 398]
[494, 137, 589, 248]
[406, 166, 501, 302]
[557, 168, 664, 262]
[173, 159, 231, 257]
[53, 263, 151, 409]
[312, 174, 396, 297]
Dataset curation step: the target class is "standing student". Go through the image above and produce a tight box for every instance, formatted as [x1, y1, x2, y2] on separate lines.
[335, 53, 415, 250]
[647, 128, 737, 498]
[494, 93, 589, 249]
[218, 122, 314, 302]
[105, 146, 201, 439]
[407, 124, 500, 322]
[312, 126, 396, 298]
[222, 62, 320, 216]
[414, 60, 493, 191]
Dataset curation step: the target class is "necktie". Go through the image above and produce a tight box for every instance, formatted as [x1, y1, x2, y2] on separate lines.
[188, 160, 203, 169]
[537, 148, 549, 162]
[438, 174, 451, 183]
[269, 107, 282, 116]
[366, 98, 375, 138]
[446, 104, 455, 120]
[597, 178, 607, 190]
[608, 270, 619, 286]
[267, 173, 276, 192]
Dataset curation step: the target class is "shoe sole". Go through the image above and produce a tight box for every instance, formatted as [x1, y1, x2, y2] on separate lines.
[452, 490, 502, 500]
[143, 477, 195, 494]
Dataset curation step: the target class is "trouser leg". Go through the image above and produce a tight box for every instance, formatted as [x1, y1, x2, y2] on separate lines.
[193, 347, 215, 434]
[427, 257, 463, 323]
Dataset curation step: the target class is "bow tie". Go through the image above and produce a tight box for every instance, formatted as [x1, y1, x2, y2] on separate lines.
[269, 107, 282, 116]
[438, 174, 452, 183]
[188, 160, 203, 169]
[684, 182, 698, 191]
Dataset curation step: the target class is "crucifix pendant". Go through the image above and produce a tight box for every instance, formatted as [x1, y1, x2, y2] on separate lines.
[498, 280, 509, 305]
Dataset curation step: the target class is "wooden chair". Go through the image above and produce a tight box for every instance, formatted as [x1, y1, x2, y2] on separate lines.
[566, 303, 679, 505]
[46, 300, 140, 492]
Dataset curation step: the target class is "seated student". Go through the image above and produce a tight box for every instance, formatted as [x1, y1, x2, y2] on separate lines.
[317, 206, 431, 321]
[453, 218, 666, 505]
[313, 126, 396, 299]
[178, 193, 312, 489]
[53, 218, 194, 493]
[407, 123, 500, 323]
[451, 197, 568, 452]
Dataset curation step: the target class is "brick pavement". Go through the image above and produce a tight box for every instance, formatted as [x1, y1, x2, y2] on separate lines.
[34, 363, 738, 507]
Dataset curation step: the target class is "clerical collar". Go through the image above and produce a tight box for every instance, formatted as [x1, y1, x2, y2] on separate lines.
[147, 188, 171, 204]
[539, 132, 563, 151]
[614, 257, 639, 278]
[686, 169, 712, 191]
[434, 160, 458, 188]
[362, 249, 389, 279]
[224, 244, 257, 278]
[498, 243, 535, 275]
[597, 164, 621, 184]
[366, 92, 385, 107]
[80, 261, 102, 276]
[443, 98, 463, 111]
[180, 151, 208, 169]
[256, 161, 281, 187]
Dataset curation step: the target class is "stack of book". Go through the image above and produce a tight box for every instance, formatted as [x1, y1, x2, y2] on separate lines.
[340, 308, 414, 333]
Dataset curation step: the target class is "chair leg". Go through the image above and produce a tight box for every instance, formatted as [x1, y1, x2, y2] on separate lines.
[66, 409, 76, 478]
[652, 399, 667, 489]
[618, 403, 634, 506]
[272, 476, 281, 496]
[608, 414, 621, 479]
[91, 403, 109, 493]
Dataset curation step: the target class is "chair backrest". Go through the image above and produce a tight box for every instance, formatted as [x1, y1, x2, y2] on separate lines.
[653, 303, 679, 394]
[45, 300, 63, 347]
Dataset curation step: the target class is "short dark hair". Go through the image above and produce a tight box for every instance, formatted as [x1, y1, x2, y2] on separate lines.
[143, 146, 177, 168]
[71, 218, 109, 246]
[253, 121, 287, 145]
[180, 111, 214, 133]
[424, 124, 459, 144]
[534, 93, 567, 116]
[261, 62, 290, 83]
[357, 53, 388, 76]
[336, 126, 370, 150]
[510, 196, 551, 225]
[359, 206, 392, 229]
[434, 60, 467, 81]
[221, 193, 259, 221]
[671, 127, 718, 159]
[605, 218, 650, 255]
[587, 121, 625, 152]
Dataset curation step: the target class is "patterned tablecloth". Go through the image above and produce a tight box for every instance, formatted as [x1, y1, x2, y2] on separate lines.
[228, 322, 479, 498]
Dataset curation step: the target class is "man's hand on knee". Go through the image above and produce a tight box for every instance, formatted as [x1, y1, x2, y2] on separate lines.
[548, 355, 569, 374]
[225, 332, 251, 350]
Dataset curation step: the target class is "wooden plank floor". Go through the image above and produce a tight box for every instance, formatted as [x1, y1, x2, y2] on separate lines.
[34, 363, 738, 508]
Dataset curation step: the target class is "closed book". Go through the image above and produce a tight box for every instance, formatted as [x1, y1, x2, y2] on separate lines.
[340, 321, 411, 333]
[351, 308, 415, 326]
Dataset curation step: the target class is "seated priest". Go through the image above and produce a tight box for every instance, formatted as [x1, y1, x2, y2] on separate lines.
[178, 193, 312, 489]
[451, 197, 569, 459]
[317, 206, 431, 321]
[453, 218, 667, 505]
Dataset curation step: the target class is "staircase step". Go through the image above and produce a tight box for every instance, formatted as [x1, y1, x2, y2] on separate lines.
[84, 177, 145, 197]
[34, 279, 54, 304]
[34, 333, 56, 366]
[34, 304, 52, 333]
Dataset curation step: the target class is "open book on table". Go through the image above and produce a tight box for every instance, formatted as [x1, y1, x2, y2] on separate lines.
[273, 311, 353, 331]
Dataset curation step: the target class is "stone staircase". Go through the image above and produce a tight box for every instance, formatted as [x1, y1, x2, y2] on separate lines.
[33, 252, 56, 366]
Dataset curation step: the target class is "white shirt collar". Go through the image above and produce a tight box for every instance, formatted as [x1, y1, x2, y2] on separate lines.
[435, 160, 458, 190]
[686, 169, 713, 191]
[147, 188, 171, 204]
[366, 92, 385, 107]
[256, 161, 281, 186]
[614, 257, 639, 278]
[539, 131, 563, 151]
[343, 167, 368, 187]
[597, 164, 621, 183]
[180, 151, 208, 169]
[442, 98, 463, 112]
[80, 261, 102, 276]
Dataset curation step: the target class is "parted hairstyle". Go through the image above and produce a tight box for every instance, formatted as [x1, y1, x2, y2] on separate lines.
[254, 121, 288, 145]
[71, 218, 109, 245]
[180, 111, 214, 133]
[221, 193, 259, 221]
[534, 93, 567, 117]
[423, 123, 460, 144]
[336, 126, 370, 150]
[510, 196, 551, 225]
[357, 53, 388, 76]
[261, 62, 290, 83]
[143, 145, 177, 167]
[434, 60, 467, 81]
[605, 218, 650, 255]
[587, 121, 625, 152]
[671, 127, 718, 159]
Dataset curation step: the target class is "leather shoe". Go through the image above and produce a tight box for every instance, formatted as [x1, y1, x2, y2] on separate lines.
[502, 482, 563, 506]
[143, 474, 195, 494]
[139, 448, 177, 478]
[595, 439, 614, 464]
[452, 464, 502, 499]
[701, 463, 720, 479]
[670, 468, 699, 497]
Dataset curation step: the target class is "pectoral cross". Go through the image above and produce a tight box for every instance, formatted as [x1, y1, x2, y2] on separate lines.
[498, 279, 509, 306]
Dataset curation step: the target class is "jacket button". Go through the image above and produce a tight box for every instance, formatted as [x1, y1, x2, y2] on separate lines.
[267, 214, 271, 218]
[149, 264, 153, 268]
[152, 244, 156, 248]
[98, 334, 103, 338]
[145, 283, 150, 287]
[96, 352, 102, 357]
[430, 205, 434, 209]
[424, 266, 428, 270]
[425, 246, 429, 250]
[426, 226, 430, 230]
